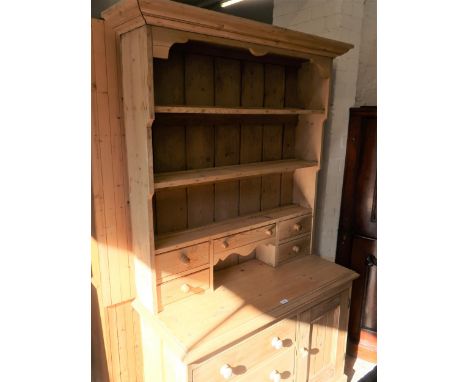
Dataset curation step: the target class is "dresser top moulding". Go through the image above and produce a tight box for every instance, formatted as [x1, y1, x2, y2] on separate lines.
[102, 0, 353, 60]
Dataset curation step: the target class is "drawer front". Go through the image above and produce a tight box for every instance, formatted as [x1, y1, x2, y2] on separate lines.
[278, 236, 311, 264]
[159, 269, 210, 307]
[236, 348, 295, 382]
[155, 242, 209, 283]
[278, 214, 312, 241]
[213, 224, 276, 254]
[192, 316, 296, 382]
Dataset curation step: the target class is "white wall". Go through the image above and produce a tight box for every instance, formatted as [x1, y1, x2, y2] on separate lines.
[273, 0, 376, 262]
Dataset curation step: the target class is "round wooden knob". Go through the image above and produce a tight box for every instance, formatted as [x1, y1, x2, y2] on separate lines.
[179, 253, 190, 264]
[180, 283, 190, 293]
[292, 245, 300, 253]
[301, 347, 309, 358]
[222, 240, 229, 249]
[293, 223, 302, 232]
[271, 336, 283, 350]
[269, 370, 281, 382]
[220, 364, 233, 379]
[265, 228, 273, 236]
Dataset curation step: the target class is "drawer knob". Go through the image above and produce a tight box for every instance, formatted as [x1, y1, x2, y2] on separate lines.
[269, 370, 281, 382]
[222, 240, 229, 249]
[293, 223, 302, 232]
[301, 347, 309, 358]
[265, 228, 274, 236]
[220, 364, 233, 379]
[271, 336, 283, 350]
[180, 283, 190, 293]
[292, 245, 300, 253]
[179, 253, 190, 264]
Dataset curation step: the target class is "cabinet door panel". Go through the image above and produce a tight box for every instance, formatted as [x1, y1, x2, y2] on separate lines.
[297, 289, 350, 382]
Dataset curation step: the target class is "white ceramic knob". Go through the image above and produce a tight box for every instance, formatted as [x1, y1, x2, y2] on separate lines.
[269, 370, 281, 382]
[293, 223, 302, 232]
[222, 240, 229, 249]
[292, 245, 300, 253]
[300, 347, 309, 358]
[179, 253, 190, 264]
[265, 228, 273, 236]
[180, 283, 190, 293]
[220, 364, 233, 379]
[271, 336, 283, 350]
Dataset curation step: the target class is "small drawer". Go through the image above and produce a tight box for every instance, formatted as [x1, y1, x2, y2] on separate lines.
[213, 224, 276, 254]
[159, 269, 210, 308]
[278, 214, 312, 241]
[155, 242, 209, 283]
[278, 236, 311, 264]
[236, 348, 295, 382]
[192, 316, 296, 382]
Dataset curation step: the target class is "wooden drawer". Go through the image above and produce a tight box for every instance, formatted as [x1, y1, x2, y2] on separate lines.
[159, 269, 210, 307]
[213, 224, 276, 254]
[236, 348, 295, 382]
[155, 242, 209, 283]
[278, 214, 312, 241]
[278, 235, 311, 264]
[192, 316, 296, 382]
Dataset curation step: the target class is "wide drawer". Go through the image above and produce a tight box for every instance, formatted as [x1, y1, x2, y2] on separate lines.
[236, 348, 295, 382]
[278, 214, 312, 241]
[192, 316, 296, 382]
[213, 224, 276, 254]
[159, 268, 210, 308]
[278, 235, 311, 264]
[154, 242, 209, 283]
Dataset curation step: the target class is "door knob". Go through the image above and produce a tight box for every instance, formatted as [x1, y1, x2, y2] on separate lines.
[271, 336, 283, 350]
[220, 364, 233, 379]
[179, 253, 190, 264]
[180, 283, 190, 293]
[269, 370, 281, 382]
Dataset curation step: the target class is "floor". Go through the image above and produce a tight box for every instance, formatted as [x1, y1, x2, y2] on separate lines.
[344, 355, 377, 382]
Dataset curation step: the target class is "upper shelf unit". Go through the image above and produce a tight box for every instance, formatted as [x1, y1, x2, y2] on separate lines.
[154, 159, 318, 190]
[154, 106, 324, 115]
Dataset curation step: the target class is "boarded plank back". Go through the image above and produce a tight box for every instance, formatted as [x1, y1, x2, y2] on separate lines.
[262, 64, 285, 210]
[153, 48, 188, 235]
[240, 61, 263, 215]
[214, 57, 240, 221]
[185, 53, 215, 228]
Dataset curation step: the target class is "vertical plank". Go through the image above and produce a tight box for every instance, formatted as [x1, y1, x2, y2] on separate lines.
[281, 123, 296, 205]
[284, 65, 299, 108]
[214, 57, 240, 221]
[185, 54, 215, 228]
[154, 51, 187, 235]
[103, 20, 135, 304]
[322, 309, 334, 367]
[92, 17, 123, 305]
[154, 51, 184, 105]
[186, 125, 214, 228]
[239, 61, 263, 215]
[262, 64, 285, 210]
[261, 124, 282, 210]
[120, 25, 156, 313]
[153, 124, 187, 234]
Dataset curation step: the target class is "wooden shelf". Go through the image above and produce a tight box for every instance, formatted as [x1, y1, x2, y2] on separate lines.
[154, 105, 324, 115]
[154, 159, 318, 190]
[155, 204, 311, 254]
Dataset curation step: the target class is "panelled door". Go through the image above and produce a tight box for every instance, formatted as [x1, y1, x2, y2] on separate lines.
[296, 289, 350, 382]
[336, 106, 377, 361]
